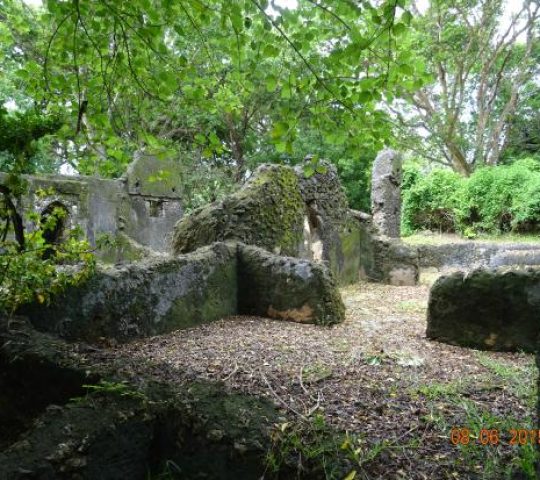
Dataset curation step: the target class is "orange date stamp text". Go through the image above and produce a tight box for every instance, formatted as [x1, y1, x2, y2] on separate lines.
[450, 428, 540, 446]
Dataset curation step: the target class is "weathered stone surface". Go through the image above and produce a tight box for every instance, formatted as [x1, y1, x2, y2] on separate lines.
[0, 155, 184, 260]
[21, 242, 238, 341]
[0, 319, 282, 480]
[173, 162, 365, 285]
[427, 268, 540, 351]
[417, 241, 540, 270]
[20, 241, 348, 341]
[172, 164, 306, 257]
[371, 149, 402, 238]
[367, 236, 419, 286]
[296, 162, 365, 285]
[238, 244, 345, 325]
[124, 151, 183, 199]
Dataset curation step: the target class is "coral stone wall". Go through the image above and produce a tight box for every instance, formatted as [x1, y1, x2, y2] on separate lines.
[21, 242, 346, 342]
[22, 243, 238, 341]
[427, 268, 540, 352]
[173, 162, 369, 286]
[238, 244, 345, 325]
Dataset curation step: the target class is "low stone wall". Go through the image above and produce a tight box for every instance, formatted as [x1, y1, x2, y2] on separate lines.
[21, 242, 345, 342]
[417, 242, 540, 270]
[426, 268, 540, 352]
[364, 236, 419, 286]
[238, 244, 345, 325]
[23, 243, 238, 341]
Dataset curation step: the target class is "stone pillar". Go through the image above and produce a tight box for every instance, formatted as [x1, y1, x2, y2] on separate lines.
[371, 149, 402, 238]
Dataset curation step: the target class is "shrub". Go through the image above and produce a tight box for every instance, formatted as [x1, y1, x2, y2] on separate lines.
[401, 158, 540, 236]
[401, 167, 463, 235]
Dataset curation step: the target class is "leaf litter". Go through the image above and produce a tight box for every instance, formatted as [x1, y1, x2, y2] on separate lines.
[94, 278, 536, 479]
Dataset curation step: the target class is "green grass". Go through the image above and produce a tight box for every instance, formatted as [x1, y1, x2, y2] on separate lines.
[415, 355, 538, 479]
[422, 397, 538, 479]
[414, 380, 468, 400]
[475, 352, 537, 408]
[403, 232, 540, 246]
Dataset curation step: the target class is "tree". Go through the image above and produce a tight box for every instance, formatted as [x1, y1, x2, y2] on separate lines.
[501, 82, 540, 160]
[2, 0, 423, 180]
[392, 0, 540, 175]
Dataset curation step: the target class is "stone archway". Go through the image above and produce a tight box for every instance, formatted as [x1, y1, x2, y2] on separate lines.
[40, 201, 69, 258]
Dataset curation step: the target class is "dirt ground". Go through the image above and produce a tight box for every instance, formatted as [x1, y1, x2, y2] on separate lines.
[110, 273, 537, 479]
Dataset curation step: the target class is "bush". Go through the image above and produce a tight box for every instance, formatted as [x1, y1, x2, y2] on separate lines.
[401, 158, 540, 236]
[401, 166, 463, 235]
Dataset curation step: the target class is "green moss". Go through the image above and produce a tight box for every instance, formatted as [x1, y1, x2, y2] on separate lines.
[96, 233, 149, 264]
[162, 258, 237, 330]
[173, 165, 305, 256]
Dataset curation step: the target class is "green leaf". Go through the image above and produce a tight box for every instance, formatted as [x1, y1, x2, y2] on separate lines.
[265, 75, 277, 92]
[303, 165, 315, 177]
[263, 44, 280, 57]
[401, 10, 413, 25]
[271, 121, 289, 140]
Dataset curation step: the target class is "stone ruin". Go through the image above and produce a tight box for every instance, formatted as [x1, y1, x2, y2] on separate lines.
[9, 147, 540, 351]
[4, 148, 540, 478]
[5, 152, 424, 342]
[1, 152, 184, 262]
[371, 148, 402, 238]
[0, 151, 425, 478]
[427, 268, 540, 352]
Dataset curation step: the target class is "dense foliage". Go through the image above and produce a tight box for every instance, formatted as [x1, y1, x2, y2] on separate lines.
[401, 158, 540, 236]
[0, 198, 95, 316]
[1, 0, 425, 195]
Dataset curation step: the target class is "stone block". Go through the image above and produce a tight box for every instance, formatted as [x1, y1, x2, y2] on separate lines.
[427, 268, 540, 351]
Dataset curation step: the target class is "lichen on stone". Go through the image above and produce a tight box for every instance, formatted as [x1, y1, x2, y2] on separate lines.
[172, 164, 305, 257]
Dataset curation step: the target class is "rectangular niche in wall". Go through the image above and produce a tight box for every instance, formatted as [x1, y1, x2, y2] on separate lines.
[148, 199, 165, 218]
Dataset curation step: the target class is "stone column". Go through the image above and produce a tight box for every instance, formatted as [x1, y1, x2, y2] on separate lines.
[371, 149, 402, 238]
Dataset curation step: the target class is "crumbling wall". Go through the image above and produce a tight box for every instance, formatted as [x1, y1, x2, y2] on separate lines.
[173, 165, 306, 257]
[295, 164, 365, 284]
[427, 268, 540, 352]
[238, 244, 345, 325]
[21, 242, 346, 341]
[417, 241, 540, 270]
[0, 153, 184, 261]
[368, 236, 419, 286]
[22, 243, 238, 341]
[173, 162, 367, 285]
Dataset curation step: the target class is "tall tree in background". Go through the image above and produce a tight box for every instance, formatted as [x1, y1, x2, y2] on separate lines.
[393, 0, 540, 175]
[1, 0, 424, 185]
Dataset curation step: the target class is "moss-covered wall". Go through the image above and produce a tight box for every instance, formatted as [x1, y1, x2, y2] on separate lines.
[173, 162, 367, 286]
[172, 165, 306, 257]
[238, 244, 345, 326]
[22, 243, 238, 341]
[427, 268, 540, 352]
[21, 241, 346, 341]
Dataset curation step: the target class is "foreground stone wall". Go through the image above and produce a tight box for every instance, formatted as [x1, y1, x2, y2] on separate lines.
[22, 243, 238, 341]
[0, 319, 284, 480]
[21, 242, 345, 341]
[426, 268, 540, 352]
